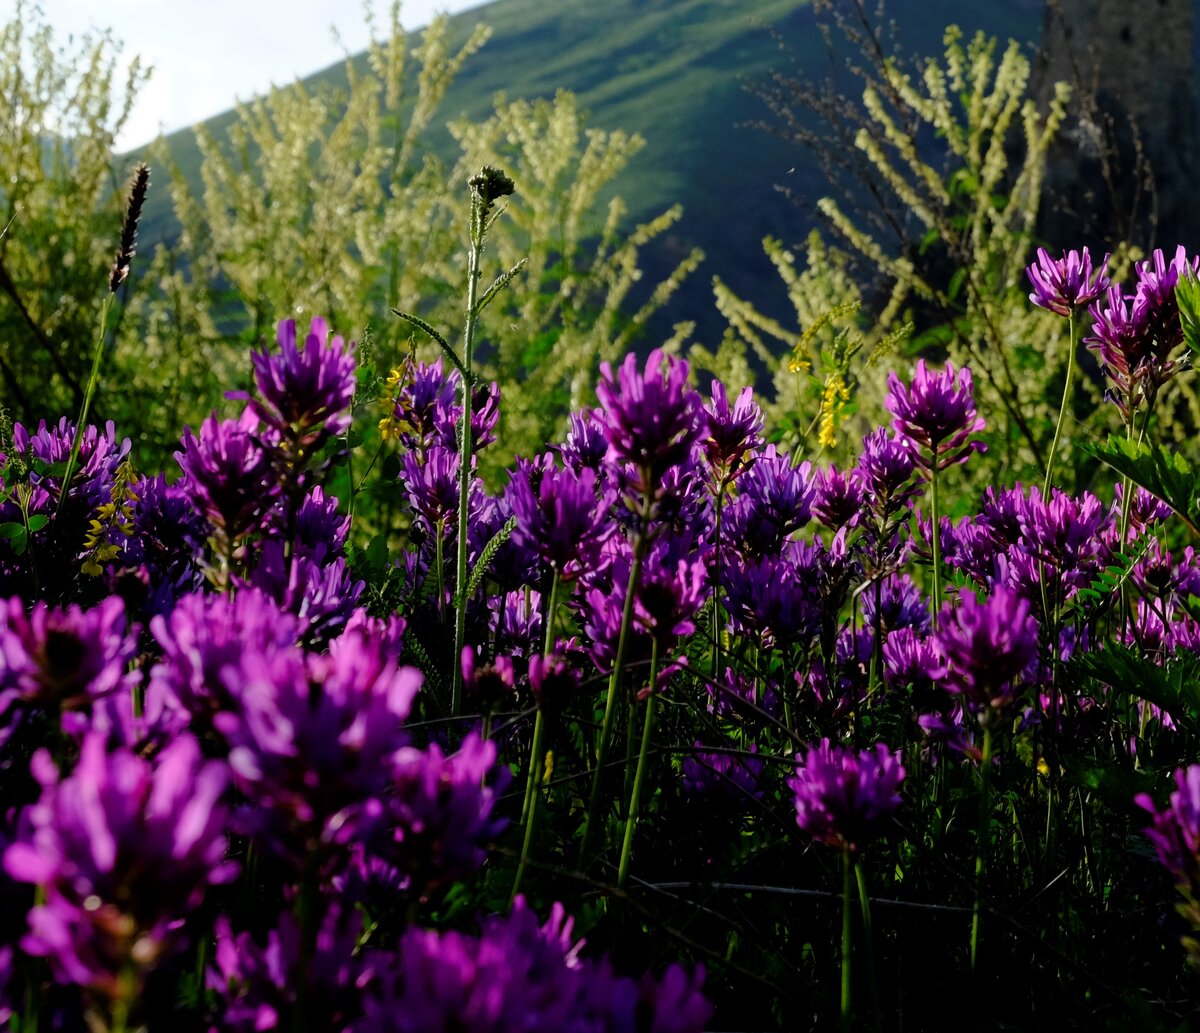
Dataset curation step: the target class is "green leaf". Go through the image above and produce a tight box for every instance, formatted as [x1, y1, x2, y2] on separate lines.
[0, 522, 26, 539]
[390, 308, 468, 381]
[1177, 272, 1200, 357]
[25, 514, 48, 532]
[476, 257, 528, 314]
[1071, 643, 1200, 729]
[1081, 435, 1200, 534]
[1066, 533, 1152, 616]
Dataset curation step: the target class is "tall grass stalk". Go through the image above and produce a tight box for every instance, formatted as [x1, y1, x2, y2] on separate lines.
[57, 163, 149, 523]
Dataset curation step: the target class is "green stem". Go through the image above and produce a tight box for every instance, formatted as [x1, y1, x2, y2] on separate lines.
[451, 200, 485, 717]
[512, 572, 561, 900]
[617, 639, 660, 889]
[713, 490, 725, 683]
[579, 544, 645, 867]
[971, 725, 994, 974]
[1043, 311, 1077, 498]
[855, 858, 881, 1030]
[56, 294, 113, 521]
[929, 456, 942, 626]
[841, 846, 853, 1033]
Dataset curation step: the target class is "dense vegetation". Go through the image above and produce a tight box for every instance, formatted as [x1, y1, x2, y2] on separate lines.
[3, 2, 1200, 1031]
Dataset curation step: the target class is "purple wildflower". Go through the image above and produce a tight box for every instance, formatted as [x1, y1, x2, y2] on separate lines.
[790, 739, 905, 854]
[884, 360, 986, 471]
[882, 627, 943, 705]
[556, 407, 610, 473]
[249, 316, 356, 438]
[596, 348, 705, 497]
[682, 742, 764, 804]
[856, 427, 919, 515]
[528, 646, 582, 717]
[1026, 247, 1110, 316]
[1137, 765, 1200, 887]
[378, 732, 507, 895]
[176, 408, 278, 547]
[1085, 247, 1200, 418]
[702, 381, 763, 484]
[862, 573, 930, 633]
[10, 417, 131, 512]
[209, 906, 366, 1032]
[4, 733, 235, 999]
[725, 446, 813, 557]
[810, 464, 865, 530]
[935, 587, 1041, 722]
[147, 587, 302, 734]
[0, 595, 138, 749]
[357, 897, 711, 1033]
[510, 462, 614, 581]
[213, 633, 421, 866]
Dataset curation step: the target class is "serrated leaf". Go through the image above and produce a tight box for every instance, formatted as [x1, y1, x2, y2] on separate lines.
[1178, 273, 1200, 357]
[1072, 643, 1200, 728]
[1081, 435, 1200, 534]
[1066, 533, 1151, 617]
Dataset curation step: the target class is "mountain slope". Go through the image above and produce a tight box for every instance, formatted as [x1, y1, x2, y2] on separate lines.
[137, 0, 1047, 338]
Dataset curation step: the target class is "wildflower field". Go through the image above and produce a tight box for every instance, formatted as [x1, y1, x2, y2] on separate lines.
[7, 3, 1200, 1031]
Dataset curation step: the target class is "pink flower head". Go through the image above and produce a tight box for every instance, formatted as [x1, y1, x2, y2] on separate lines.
[884, 360, 986, 471]
[1026, 246, 1110, 317]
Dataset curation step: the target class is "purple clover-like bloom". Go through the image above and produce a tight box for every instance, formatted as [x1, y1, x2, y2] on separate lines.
[862, 573, 930, 634]
[358, 897, 711, 1033]
[387, 357, 457, 453]
[633, 537, 708, 649]
[882, 627, 943, 705]
[682, 742, 764, 805]
[176, 408, 278, 546]
[790, 739, 905, 854]
[400, 445, 482, 541]
[596, 348, 705, 496]
[934, 586, 1041, 723]
[0, 595, 138, 749]
[811, 465, 865, 530]
[209, 906, 366, 1033]
[10, 417, 132, 513]
[247, 540, 365, 645]
[5, 732, 235, 998]
[510, 462, 614, 581]
[884, 359, 986, 471]
[213, 632, 422, 866]
[250, 316, 356, 438]
[528, 646, 582, 717]
[556, 407, 610, 473]
[856, 427, 919, 516]
[379, 732, 507, 895]
[1086, 247, 1200, 418]
[702, 381, 763, 484]
[725, 446, 813, 557]
[1137, 765, 1200, 887]
[147, 587, 302, 734]
[1026, 247, 1111, 317]
[723, 541, 826, 651]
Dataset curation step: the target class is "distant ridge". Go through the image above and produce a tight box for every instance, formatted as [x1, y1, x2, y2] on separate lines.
[134, 0, 1046, 339]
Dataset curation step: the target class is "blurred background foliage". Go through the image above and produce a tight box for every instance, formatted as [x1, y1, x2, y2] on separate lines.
[0, 0, 1194, 499]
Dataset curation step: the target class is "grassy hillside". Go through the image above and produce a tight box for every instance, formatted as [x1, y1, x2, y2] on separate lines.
[135, 0, 1047, 339]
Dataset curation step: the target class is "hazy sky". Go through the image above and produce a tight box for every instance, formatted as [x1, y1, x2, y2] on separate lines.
[33, 1, 488, 151]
